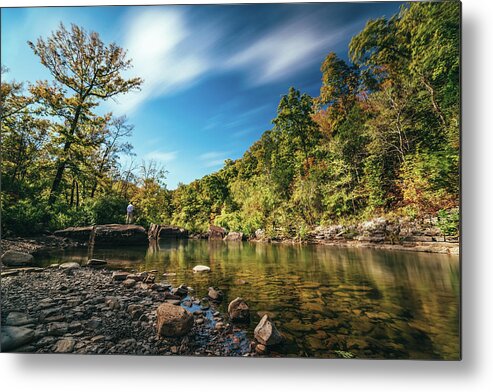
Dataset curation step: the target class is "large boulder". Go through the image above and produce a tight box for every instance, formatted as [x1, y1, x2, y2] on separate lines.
[228, 297, 250, 323]
[156, 303, 193, 337]
[1, 250, 34, 267]
[254, 315, 282, 346]
[54, 226, 94, 242]
[148, 224, 188, 240]
[92, 224, 147, 246]
[54, 224, 147, 246]
[208, 225, 226, 240]
[1, 326, 35, 351]
[224, 232, 244, 241]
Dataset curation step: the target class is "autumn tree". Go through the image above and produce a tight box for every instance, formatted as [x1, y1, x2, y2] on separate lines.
[28, 23, 143, 204]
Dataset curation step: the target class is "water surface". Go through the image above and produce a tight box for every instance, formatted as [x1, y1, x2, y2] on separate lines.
[36, 239, 460, 359]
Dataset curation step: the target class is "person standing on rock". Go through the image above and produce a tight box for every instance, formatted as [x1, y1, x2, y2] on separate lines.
[126, 202, 134, 224]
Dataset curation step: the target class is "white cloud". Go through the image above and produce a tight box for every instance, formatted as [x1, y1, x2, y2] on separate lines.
[111, 8, 216, 114]
[227, 18, 346, 85]
[145, 150, 178, 162]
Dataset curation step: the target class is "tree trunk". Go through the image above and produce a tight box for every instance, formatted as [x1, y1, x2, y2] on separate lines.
[48, 105, 83, 205]
[70, 179, 75, 207]
[75, 180, 79, 208]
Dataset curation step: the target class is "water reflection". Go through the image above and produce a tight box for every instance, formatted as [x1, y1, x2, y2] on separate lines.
[36, 239, 460, 359]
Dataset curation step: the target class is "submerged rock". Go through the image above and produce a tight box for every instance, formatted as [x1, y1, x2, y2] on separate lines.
[1, 250, 33, 267]
[192, 265, 211, 273]
[254, 315, 282, 346]
[156, 303, 193, 337]
[208, 287, 223, 301]
[228, 297, 250, 323]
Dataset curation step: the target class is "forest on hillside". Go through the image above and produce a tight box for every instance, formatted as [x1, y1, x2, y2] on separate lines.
[1, 1, 460, 238]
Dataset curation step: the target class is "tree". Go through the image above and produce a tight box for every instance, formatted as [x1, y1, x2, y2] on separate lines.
[28, 23, 143, 204]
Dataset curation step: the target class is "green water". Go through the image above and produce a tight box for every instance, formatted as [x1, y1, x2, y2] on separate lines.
[36, 239, 460, 359]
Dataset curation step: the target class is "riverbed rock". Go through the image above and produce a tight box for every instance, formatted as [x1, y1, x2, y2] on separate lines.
[54, 338, 75, 353]
[156, 303, 193, 337]
[192, 265, 211, 273]
[122, 278, 136, 288]
[1, 326, 35, 351]
[224, 232, 244, 241]
[59, 262, 81, 270]
[208, 225, 226, 240]
[1, 250, 34, 267]
[207, 287, 223, 301]
[228, 297, 250, 322]
[148, 224, 188, 240]
[254, 315, 282, 346]
[55, 224, 147, 246]
[54, 226, 94, 242]
[5, 312, 35, 326]
[87, 258, 107, 267]
[112, 271, 129, 281]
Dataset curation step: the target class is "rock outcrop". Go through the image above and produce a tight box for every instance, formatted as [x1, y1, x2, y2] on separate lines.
[54, 224, 147, 246]
[156, 303, 193, 337]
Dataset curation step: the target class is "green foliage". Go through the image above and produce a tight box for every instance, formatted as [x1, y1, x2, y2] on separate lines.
[437, 208, 460, 237]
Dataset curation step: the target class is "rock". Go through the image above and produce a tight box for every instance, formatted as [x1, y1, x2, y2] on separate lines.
[59, 262, 80, 270]
[254, 315, 282, 346]
[105, 296, 121, 310]
[93, 224, 147, 246]
[1, 326, 35, 351]
[192, 265, 211, 273]
[156, 303, 193, 337]
[148, 224, 188, 240]
[207, 287, 223, 301]
[1, 250, 34, 267]
[54, 338, 75, 353]
[255, 343, 267, 354]
[122, 278, 136, 288]
[87, 258, 107, 267]
[171, 284, 188, 297]
[208, 225, 226, 240]
[254, 229, 266, 240]
[54, 226, 94, 242]
[1, 270, 20, 278]
[224, 232, 244, 241]
[112, 271, 129, 281]
[228, 297, 250, 323]
[47, 322, 69, 336]
[5, 312, 35, 326]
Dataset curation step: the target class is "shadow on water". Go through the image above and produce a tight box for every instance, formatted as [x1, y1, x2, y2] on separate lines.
[35, 239, 460, 359]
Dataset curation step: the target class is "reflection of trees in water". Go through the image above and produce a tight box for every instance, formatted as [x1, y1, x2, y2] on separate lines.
[38, 240, 459, 358]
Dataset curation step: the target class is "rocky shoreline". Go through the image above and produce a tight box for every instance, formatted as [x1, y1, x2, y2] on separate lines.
[1, 264, 265, 356]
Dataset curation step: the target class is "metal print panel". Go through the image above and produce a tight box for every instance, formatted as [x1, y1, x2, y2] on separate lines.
[0, 1, 461, 359]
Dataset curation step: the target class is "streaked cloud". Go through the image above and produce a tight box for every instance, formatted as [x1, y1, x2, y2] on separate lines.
[111, 8, 217, 113]
[145, 150, 178, 162]
[226, 18, 345, 85]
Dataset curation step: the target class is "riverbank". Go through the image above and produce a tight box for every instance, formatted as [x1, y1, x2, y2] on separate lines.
[1, 265, 253, 355]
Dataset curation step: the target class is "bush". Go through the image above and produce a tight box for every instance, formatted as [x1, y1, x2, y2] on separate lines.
[437, 208, 459, 237]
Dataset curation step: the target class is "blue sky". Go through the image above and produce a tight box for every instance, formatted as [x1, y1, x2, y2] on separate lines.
[1, 3, 403, 188]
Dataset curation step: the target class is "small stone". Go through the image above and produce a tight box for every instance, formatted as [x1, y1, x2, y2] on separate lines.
[228, 297, 250, 323]
[122, 278, 136, 288]
[87, 258, 107, 267]
[156, 303, 193, 337]
[192, 265, 211, 273]
[255, 343, 267, 354]
[208, 287, 223, 301]
[59, 262, 80, 270]
[112, 271, 129, 281]
[46, 322, 69, 336]
[54, 338, 75, 353]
